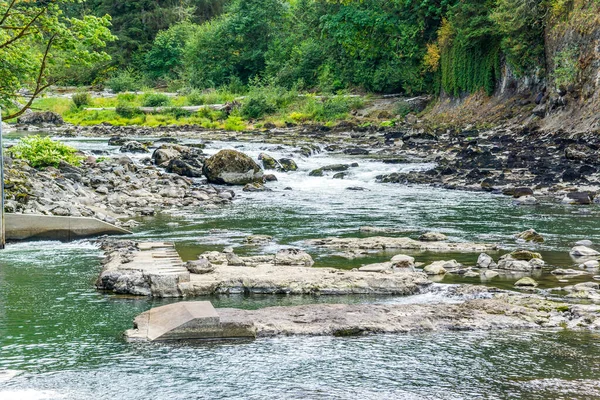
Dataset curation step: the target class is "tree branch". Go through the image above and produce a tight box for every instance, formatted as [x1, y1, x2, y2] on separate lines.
[0, 0, 18, 26]
[0, 7, 45, 50]
[4, 33, 56, 120]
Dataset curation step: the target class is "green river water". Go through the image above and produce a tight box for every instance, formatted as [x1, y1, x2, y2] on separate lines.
[1, 136, 600, 399]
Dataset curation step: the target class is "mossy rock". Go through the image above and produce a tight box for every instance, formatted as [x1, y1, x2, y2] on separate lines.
[258, 153, 280, 170]
[510, 250, 542, 261]
[279, 158, 298, 172]
[202, 149, 263, 185]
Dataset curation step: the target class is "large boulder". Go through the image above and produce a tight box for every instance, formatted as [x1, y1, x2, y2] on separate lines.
[203, 149, 263, 185]
[17, 111, 63, 125]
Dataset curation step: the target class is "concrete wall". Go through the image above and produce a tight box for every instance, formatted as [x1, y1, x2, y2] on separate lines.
[5, 213, 131, 241]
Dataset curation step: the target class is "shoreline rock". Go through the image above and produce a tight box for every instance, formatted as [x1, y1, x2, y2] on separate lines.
[305, 236, 499, 252]
[125, 290, 600, 341]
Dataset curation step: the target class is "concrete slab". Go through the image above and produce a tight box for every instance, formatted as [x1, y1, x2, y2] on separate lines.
[126, 301, 256, 341]
[5, 213, 131, 241]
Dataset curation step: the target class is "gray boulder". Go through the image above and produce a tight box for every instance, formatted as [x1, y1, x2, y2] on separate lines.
[203, 149, 263, 185]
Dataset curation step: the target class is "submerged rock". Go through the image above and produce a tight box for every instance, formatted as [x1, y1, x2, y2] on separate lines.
[419, 232, 447, 242]
[514, 277, 538, 287]
[203, 149, 263, 185]
[516, 229, 544, 243]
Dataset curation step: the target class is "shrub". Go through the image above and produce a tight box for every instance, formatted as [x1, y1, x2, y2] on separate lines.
[394, 101, 417, 117]
[116, 103, 143, 118]
[8, 135, 84, 168]
[142, 93, 171, 107]
[223, 116, 246, 131]
[313, 97, 353, 121]
[107, 69, 141, 93]
[71, 92, 91, 109]
[165, 107, 192, 119]
[241, 94, 275, 119]
[553, 47, 579, 90]
[116, 93, 137, 103]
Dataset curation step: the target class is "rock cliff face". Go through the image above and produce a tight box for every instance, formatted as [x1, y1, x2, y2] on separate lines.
[430, 0, 600, 134]
[541, 0, 600, 133]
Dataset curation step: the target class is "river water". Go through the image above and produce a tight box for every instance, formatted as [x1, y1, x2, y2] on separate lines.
[1, 135, 600, 399]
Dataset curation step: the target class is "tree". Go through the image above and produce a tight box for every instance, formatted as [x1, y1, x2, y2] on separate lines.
[184, 0, 286, 88]
[0, 0, 114, 119]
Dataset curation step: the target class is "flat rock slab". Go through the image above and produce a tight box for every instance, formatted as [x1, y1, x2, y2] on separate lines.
[125, 294, 600, 341]
[180, 264, 431, 296]
[305, 236, 499, 252]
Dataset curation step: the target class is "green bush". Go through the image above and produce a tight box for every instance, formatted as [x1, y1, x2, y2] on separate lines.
[7, 135, 84, 168]
[165, 107, 192, 119]
[395, 101, 416, 117]
[223, 116, 246, 131]
[116, 103, 143, 118]
[116, 93, 137, 103]
[553, 47, 579, 90]
[241, 94, 275, 119]
[312, 97, 355, 121]
[71, 92, 91, 109]
[142, 93, 171, 107]
[107, 69, 141, 93]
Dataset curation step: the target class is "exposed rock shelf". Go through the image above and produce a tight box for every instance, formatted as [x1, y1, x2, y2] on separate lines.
[125, 290, 600, 341]
[97, 241, 432, 297]
[305, 236, 499, 252]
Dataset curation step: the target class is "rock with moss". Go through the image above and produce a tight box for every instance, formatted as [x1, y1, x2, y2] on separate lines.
[258, 153, 281, 170]
[516, 229, 544, 243]
[279, 158, 298, 172]
[510, 250, 542, 261]
[514, 277, 538, 287]
[203, 149, 264, 185]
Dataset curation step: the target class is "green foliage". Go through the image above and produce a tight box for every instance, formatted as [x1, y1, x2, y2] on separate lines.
[115, 103, 143, 118]
[184, 0, 286, 88]
[142, 93, 171, 107]
[71, 92, 92, 109]
[440, 1, 502, 96]
[0, 0, 115, 119]
[165, 107, 192, 119]
[395, 101, 417, 117]
[107, 69, 142, 93]
[146, 23, 198, 80]
[240, 84, 297, 119]
[223, 116, 246, 131]
[86, 0, 229, 68]
[8, 135, 84, 169]
[553, 47, 579, 89]
[490, 0, 545, 75]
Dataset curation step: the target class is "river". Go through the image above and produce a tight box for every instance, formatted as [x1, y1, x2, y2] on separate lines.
[1, 134, 599, 399]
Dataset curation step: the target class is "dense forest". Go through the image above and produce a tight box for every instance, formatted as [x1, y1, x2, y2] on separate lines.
[1, 0, 597, 121]
[87, 0, 550, 95]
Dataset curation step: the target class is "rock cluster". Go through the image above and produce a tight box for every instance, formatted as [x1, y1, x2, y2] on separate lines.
[4, 155, 232, 222]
